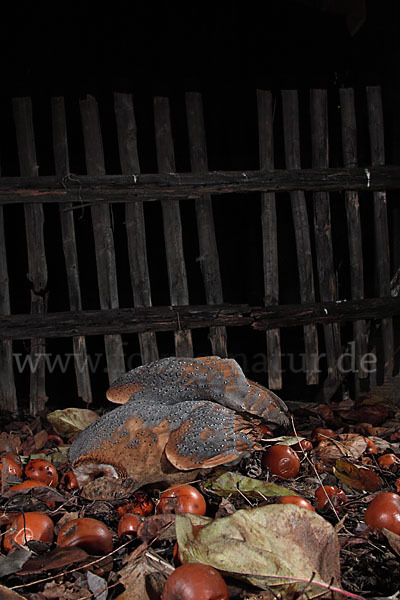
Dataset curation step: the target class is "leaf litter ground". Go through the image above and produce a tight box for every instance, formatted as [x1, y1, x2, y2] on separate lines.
[0, 392, 399, 599]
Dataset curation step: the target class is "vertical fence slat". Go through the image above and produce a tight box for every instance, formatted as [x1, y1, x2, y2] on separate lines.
[366, 85, 394, 376]
[281, 90, 319, 385]
[257, 90, 282, 389]
[185, 92, 227, 358]
[310, 89, 341, 379]
[51, 97, 93, 404]
[154, 97, 193, 357]
[13, 98, 47, 415]
[339, 88, 368, 381]
[114, 92, 159, 364]
[79, 95, 125, 384]
[0, 204, 17, 411]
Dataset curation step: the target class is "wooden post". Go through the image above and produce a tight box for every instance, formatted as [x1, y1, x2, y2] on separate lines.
[257, 90, 282, 389]
[185, 92, 227, 357]
[153, 97, 193, 357]
[366, 86, 394, 377]
[12, 98, 47, 415]
[310, 89, 341, 379]
[281, 90, 319, 385]
[339, 88, 368, 381]
[79, 96, 125, 384]
[114, 92, 159, 364]
[0, 204, 17, 412]
[51, 97, 93, 404]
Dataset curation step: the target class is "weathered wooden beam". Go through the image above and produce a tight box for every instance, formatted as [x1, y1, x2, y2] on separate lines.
[282, 90, 319, 384]
[52, 96, 93, 404]
[80, 95, 126, 384]
[0, 166, 400, 204]
[154, 96, 193, 357]
[186, 92, 227, 358]
[13, 97, 47, 416]
[257, 89, 282, 389]
[114, 92, 159, 364]
[310, 89, 341, 379]
[340, 88, 368, 383]
[0, 298, 399, 340]
[367, 85, 394, 376]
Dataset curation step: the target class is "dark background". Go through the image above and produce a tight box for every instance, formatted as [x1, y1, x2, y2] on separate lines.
[0, 1, 397, 96]
[1, 0, 399, 406]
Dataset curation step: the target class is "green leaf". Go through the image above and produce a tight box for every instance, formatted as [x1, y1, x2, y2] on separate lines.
[204, 470, 299, 499]
[176, 505, 341, 596]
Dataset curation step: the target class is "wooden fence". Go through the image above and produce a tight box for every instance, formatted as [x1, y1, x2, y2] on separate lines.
[0, 86, 399, 415]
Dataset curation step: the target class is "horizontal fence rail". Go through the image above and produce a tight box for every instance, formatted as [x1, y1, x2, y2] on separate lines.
[0, 298, 399, 340]
[0, 166, 399, 204]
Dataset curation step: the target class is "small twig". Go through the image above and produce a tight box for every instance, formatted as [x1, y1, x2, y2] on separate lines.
[290, 416, 341, 521]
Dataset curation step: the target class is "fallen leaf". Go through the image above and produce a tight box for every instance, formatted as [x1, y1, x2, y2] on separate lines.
[47, 408, 99, 440]
[118, 544, 171, 600]
[0, 547, 32, 577]
[215, 497, 237, 518]
[382, 528, 400, 556]
[312, 434, 367, 467]
[354, 423, 389, 437]
[16, 545, 88, 575]
[87, 571, 108, 600]
[4, 483, 65, 509]
[333, 459, 383, 492]
[337, 404, 389, 425]
[42, 579, 89, 599]
[34, 429, 48, 450]
[47, 446, 70, 464]
[0, 432, 22, 455]
[136, 513, 176, 543]
[204, 471, 299, 499]
[176, 504, 341, 596]
[0, 584, 27, 600]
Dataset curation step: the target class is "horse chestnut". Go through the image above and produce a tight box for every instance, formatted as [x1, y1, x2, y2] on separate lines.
[157, 485, 207, 516]
[364, 438, 378, 454]
[25, 459, 59, 487]
[312, 428, 335, 442]
[118, 513, 141, 537]
[315, 485, 347, 510]
[3, 512, 54, 553]
[364, 492, 400, 535]
[292, 439, 313, 453]
[162, 563, 229, 600]
[57, 517, 113, 554]
[377, 454, 400, 468]
[261, 444, 300, 479]
[62, 471, 79, 490]
[279, 495, 315, 511]
[0, 454, 23, 479]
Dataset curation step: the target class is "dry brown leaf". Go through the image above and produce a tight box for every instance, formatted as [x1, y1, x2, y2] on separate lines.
[382, 528, 400, 556]
[34, 429, 48, 451]
[137, 513, 176, 543]
[118, 544, 171, 600]
[0, 432, 22, 455]
[42, 579, 88, 599]
[0, 584, 27, 600]
[312, 433, 367, 467]
[333, 459, 383, 492]
[17, 545, 88, 575]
